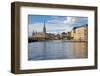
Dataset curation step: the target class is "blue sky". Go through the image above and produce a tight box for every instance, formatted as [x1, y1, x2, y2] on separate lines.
[28, 15, 88, 37]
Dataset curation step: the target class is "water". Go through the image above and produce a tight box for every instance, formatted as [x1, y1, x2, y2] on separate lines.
[28, 40, 88, 60]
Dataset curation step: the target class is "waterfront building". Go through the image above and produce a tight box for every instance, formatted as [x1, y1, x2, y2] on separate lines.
[61, 32, 68, 39]
[71, 30, 74, 38]
[71, 24, 88, 41]
[32, 32, 47, 40]
[47, 33, 56, 40]
[32, 22, 56, 40]
[32, 22, 47, 40]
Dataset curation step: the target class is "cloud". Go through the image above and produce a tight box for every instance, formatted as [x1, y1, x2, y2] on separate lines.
[47, 19, 63, 24]
[47, 17, 64, 24]
[47, 16, 77, 26]
[64, 17, 76, 24]
[64, 17, 88, 27]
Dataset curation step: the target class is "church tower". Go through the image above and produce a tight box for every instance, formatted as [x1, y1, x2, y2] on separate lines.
[43, 21, 46, 34]
[43, 21, 46, 39]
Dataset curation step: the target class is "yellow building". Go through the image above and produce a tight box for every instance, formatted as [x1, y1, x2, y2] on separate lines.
[71, 24, 88, 41]
[71, 30, 74, 38]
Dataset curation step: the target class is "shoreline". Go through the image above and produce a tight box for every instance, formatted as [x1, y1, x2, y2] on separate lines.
[28, 39, 87, 43]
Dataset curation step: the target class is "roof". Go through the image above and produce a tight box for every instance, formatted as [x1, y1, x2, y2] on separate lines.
[73, 24, 88, 30]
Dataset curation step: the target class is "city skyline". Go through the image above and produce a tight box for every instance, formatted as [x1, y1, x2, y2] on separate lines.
[28, 15, 88, 37]
[28, 15, 88, 61]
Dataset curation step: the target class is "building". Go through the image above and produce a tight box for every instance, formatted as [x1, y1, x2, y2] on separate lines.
[71, 24, 88, 41]
[32, 22, 47, 40]
[71, 30, 74, 38]
[43, 22, 46, 34]
[46, 33, 56, 40]
[32, 22, 55, 40]
[67, 32, 71, 38]
[61, 32, 67, 39]
[32, 32, 47, 40]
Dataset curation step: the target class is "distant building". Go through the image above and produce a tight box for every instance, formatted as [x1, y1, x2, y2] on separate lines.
[32, 32, 46, 40]
[32, 22, 56, 40]
[32, 22, 47, 40]
[60, 32, 68, 39]
[71, 24, 88, 41]
[71, 30, 74, 38]
[67, 32, 71, 37]
[47, 33, 56, 40]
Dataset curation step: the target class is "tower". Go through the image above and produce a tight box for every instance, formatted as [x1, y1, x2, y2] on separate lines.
[43, 21, 46, 39]
[43, 21, 46, 34]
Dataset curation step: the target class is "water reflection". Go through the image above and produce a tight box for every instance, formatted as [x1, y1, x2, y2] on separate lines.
[28, 40, 88, 60]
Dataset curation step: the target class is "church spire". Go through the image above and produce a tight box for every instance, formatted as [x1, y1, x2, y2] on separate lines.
[43, 20, 46, 34]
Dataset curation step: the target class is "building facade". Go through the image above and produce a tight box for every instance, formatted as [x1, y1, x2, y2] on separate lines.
[71, 24, 88, 41]
[32, 32, 47, 40]
[32, 22, 56, 40]
[32, 22, 47, 40]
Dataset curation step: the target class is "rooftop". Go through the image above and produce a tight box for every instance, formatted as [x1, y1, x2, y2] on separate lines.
[73, 24, 88, 30]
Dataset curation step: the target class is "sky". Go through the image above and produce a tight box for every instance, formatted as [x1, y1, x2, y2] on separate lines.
[28, 15, 88, 37]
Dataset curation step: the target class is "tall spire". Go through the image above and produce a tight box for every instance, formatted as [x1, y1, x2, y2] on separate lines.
[43, 20, 46, 34]
[43, 20, 46, 40]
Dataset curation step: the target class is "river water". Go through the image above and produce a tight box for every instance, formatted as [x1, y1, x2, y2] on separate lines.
[28, 40, 88, 60]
